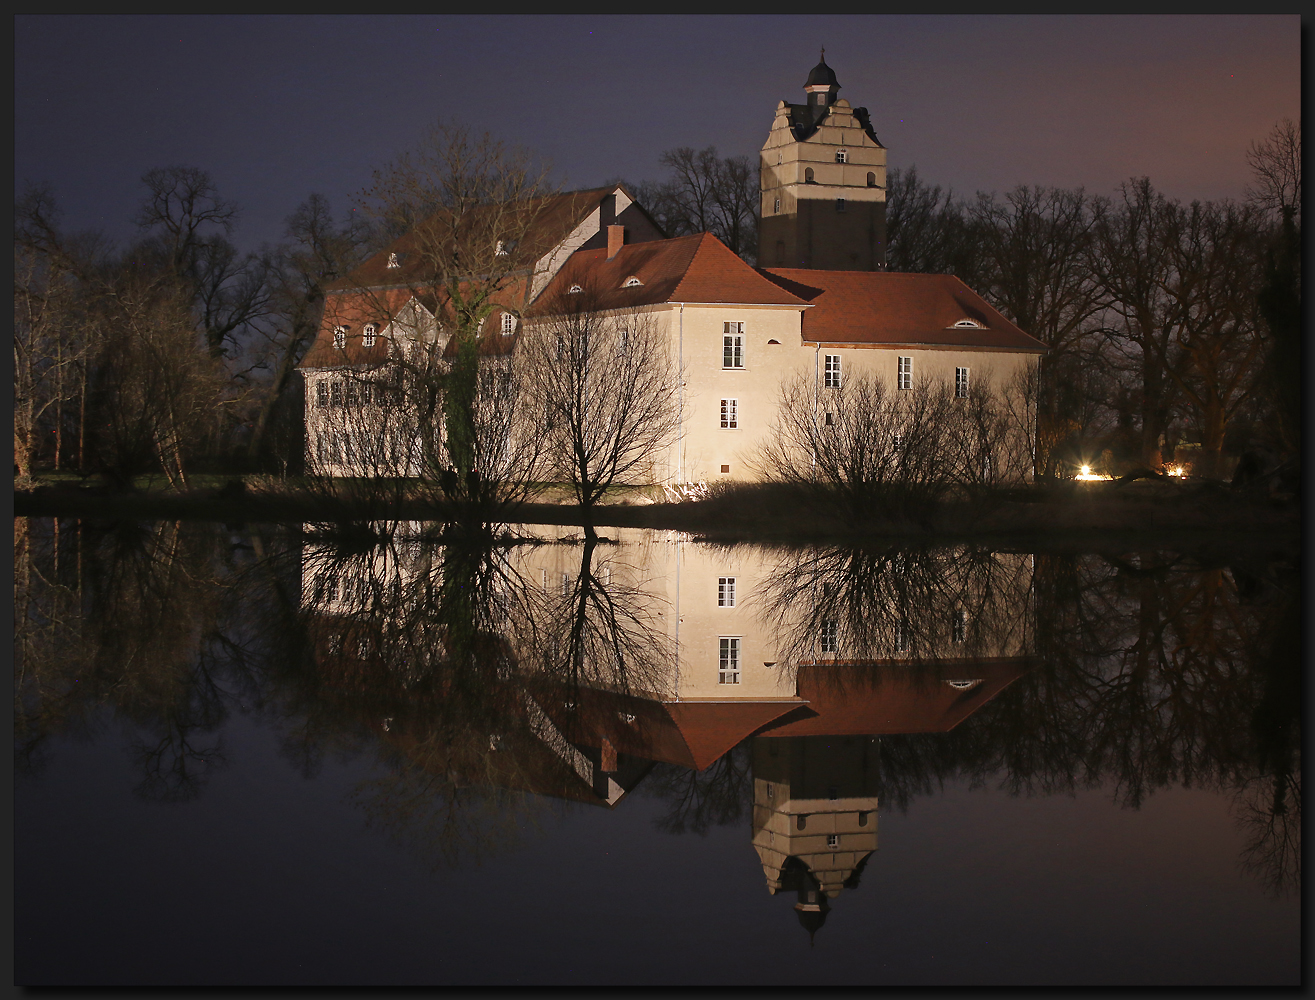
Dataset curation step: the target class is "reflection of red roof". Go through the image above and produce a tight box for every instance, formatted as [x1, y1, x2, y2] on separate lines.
[758, 269, 1047, 352]
[757, 657, 1032, 737]
[531, 684, 803, 771]
[534, 233, 809, 315]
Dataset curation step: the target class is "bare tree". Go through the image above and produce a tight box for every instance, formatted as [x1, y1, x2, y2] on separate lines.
[633, 146, 759, 262]
[519, 284, 681, 519]
[883, 166, 973, 276]
[1246, 118, 1301, 226]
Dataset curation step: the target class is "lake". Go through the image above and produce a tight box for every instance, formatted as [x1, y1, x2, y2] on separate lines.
[14, 517, 1300, 986]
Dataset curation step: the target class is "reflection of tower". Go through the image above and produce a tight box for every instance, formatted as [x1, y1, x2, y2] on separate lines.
[751, 735, 879, 942]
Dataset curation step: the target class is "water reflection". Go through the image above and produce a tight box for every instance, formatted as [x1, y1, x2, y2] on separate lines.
[14, 517, 1299, 920]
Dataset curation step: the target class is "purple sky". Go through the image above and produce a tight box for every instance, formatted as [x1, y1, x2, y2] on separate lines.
[15, 14, 1301, 252]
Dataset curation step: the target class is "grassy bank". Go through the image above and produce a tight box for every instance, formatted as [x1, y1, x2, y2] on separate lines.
[13, 473, 1299, 552]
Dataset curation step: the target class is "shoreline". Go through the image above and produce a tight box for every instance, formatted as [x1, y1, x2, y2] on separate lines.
[13, 479, 1299, 553]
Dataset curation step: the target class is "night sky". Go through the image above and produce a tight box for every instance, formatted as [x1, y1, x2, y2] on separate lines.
[15, 14, 1301, 253]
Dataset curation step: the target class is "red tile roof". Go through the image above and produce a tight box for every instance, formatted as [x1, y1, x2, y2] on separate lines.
[758, 269, 1048, 352]
[757, 657, 1032, 737]
[327, 187, 623, 293]
[532, 233, 809, 315]
[299, 288, 417, 369]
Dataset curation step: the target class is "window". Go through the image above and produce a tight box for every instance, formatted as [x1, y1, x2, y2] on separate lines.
[387, 252, 400, 269]
[623, 276, 642, 287]
[774, 197, 781, 214]
[718, 577, 736, 607]
[805, 167, 815, 184]
[821, 619, 839, 653]
[953, 318, 983, 329]
[720, 398, 738, 429]
[836, 149, 847, 163]
[946, 679, 982, 691]
[723, 322, 745, 368]
[495, 240, 508, 256]
[825, 412, 834, 427]
[867, 171, 877, 187]
[956, 367, 969, 398]
[835, 198, 846, 212]
[827, 834, 839, 849]
[719, 637, 741, 684]
[824, 354, 841, 388]
[561, 573, 570, 596]
[952, 609, 967, 644]
[617, 328, 632, 355]
[720, 464, 730, 473]
[363, 324, 377, 348]
[893, 432, 903, 449]
[897, 356, 912, 390]
[501, 312, 517, 336]
[330, 381, 343, 407]
[333, 326, 347, 350]
[568, 284, 583, 294]
[316, 382, 329, 407]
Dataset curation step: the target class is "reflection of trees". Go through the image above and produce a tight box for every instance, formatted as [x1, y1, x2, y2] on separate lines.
[14, 517, 253, 801]
[269, 520, 674, 868]
[756, 543, 1032, 670]
[643, 745, 752, 836]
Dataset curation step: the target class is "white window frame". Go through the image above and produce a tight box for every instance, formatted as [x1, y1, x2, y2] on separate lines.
[386, 252, 400, 269]
[501, 312, 517, 336]
[836, 149, 848, 163]
[363, 323, 377, 348]
[723, 322, 745, 368]
[720, 398, 738, 429]
[316, 381, 329, 408]
[718, 577, 736, 607]
[897, 356, 912, 390]
[774, 197, 781, 214]
[956, 367, 969, 398]
[821, 619, 839, 654]
[827, 834, 839, 848]
[333, 326, 348, 350]
[824, 354, 841, 388]
[719, 637, 741, 684]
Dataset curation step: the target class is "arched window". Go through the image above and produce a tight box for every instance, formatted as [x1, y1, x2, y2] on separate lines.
[333, 326, 347, 350]
[363, 324, 377, 348]
[867, 171, 877, 187]
[804, 167, 815, 184]
[952, 318, 984, 329]
[568, 284, 583, 294]
[500, 312, 517, 335]
[623, 276, 642, 287]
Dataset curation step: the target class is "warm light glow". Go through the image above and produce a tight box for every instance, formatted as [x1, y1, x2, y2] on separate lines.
[1074, 463, 1109, 482]
[1080, 465, 1091, 476]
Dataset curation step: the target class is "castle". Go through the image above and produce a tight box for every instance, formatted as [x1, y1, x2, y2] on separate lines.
[298, 55, 1045, 484]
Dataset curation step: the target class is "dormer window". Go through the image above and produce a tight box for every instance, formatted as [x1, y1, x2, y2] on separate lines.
[495, 240, 508, 256]
[952, 318, 985, 329]
[836, 149, 847, 163]
[386, 253, 400, 269]
[568, 285, 583, 294]
[945, 679, 983, 691]
[333, 326, 347, 350]
[500, 312, 517, 335]
[622, 276, 642, 288]
[363, 324, 377, 348]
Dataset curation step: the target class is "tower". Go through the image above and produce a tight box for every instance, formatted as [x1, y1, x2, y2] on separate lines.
[759, 52, 888, 271]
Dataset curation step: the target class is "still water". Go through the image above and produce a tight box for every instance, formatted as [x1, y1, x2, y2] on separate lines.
[14, 518, 1299, 985]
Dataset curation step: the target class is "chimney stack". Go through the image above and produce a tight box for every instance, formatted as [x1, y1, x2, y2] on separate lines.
[607, 224, 625, 259]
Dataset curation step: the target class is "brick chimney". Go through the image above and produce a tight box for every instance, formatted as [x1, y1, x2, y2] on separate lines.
[607, 224, 625, 259]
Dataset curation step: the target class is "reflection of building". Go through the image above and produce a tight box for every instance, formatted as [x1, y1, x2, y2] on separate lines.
[752, 736, 879, 941]
[298, 526, 1034, 931]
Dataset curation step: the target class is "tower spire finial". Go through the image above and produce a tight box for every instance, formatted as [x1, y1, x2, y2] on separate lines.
[820, 46, 825, 62]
